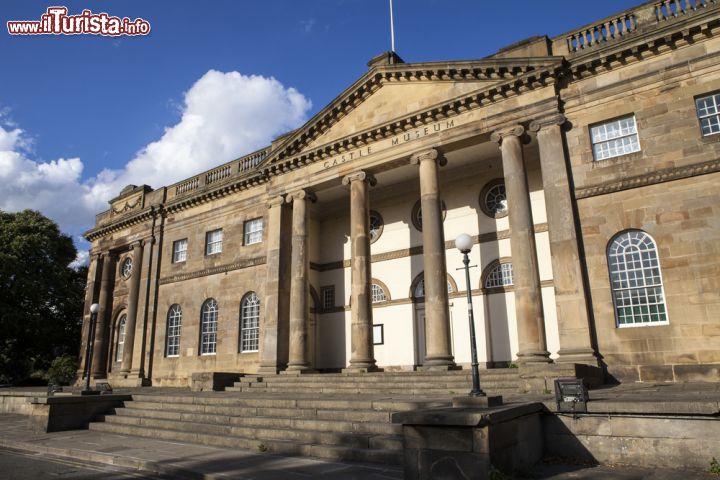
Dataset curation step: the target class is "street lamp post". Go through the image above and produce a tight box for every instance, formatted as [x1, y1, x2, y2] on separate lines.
[455, 234, 486, 397]
[82, 303, 100, 395]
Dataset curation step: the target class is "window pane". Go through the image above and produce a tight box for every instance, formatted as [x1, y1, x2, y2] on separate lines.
[244, 218, 263, 245]
[591, 116, 641, 160]
[485, 263, 513, 288]
[206, 230, 223, 255]
[608, 231, 669, 327]
[200, 299, 218, 354]
[166, 305, 182, 357]
[173, 239, 187, 263]
[240, 293, 260, 352]
[371, 284, 386, 303]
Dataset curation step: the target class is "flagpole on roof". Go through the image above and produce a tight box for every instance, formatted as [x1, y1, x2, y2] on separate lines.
[389, 0, 396, 52]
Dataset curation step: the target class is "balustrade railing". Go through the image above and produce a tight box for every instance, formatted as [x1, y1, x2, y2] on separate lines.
[239, 150, 267, 172]
[205, 165, 232, 185]
[566, 12, 638, 53]
[175, 177, 199, 196]
[655, 0, 715, 20]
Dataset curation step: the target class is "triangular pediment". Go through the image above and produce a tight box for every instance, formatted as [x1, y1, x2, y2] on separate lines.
[266, 56, 563, 164]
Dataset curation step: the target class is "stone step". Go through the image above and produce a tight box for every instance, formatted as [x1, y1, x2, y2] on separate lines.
[128, 394, 451, 412]
[236, 371, 518, 383]
[225, 385, 518, 395]
[114, 406, 403, 435]
[100, 414, 402, 450]
[236, 379, 513, 389]
[89, 421, 403, 465]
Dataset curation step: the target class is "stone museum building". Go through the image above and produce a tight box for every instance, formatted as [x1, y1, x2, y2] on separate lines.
[79, 0, 720, 387]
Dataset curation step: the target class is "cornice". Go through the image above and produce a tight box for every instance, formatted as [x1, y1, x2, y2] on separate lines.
[85, 207, 157, 242]
[159, 256, 266, 286]
[164, 173, 268, 214]
[575, 158, 720, 199]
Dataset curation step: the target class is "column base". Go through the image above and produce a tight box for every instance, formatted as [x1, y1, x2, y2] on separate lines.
[282, 365, 316, 375]
[516, 350, 553, 365]
[342, 365, 380, 373]
[555, 348, 599, 366]
[419, 357, 458, 371]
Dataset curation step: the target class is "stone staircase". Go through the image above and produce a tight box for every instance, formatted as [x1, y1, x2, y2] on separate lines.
[226, 369, 521, 395]
[88, 369, 521, 465]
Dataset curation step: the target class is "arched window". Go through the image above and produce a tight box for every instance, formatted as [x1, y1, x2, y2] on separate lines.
[240, 292, 260, 352]
[200, 299, 218, 355]
[479, 179, 508, 219]
[412, 273, 456, 299]
[115, 314, 127, 362]
[166, 304, 182, 357]
[608, 230, 668, 327]
[371, 283, 387, 303]
[484, 262, 514, 289]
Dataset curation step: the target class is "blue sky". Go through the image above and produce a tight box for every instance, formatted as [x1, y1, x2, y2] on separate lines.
[0, 0, 639, 264]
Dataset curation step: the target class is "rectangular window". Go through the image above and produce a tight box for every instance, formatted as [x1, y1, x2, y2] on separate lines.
[696, 92, 720, 136]
[243, 217, 264, 245]
[590, 115, 640, 161]
[172, 239, 188, 263]
[205, 229, 223, 255]
[321, 286, 335, 310]
[373, 324, 384, 345]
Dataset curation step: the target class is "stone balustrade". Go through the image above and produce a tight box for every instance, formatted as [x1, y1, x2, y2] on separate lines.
[239, 149, 267, 172]
[205, 165, 232, 185]
[174, 177, 199, 196]
[565, 12, 638, 53]
[655, 0, 715, 21]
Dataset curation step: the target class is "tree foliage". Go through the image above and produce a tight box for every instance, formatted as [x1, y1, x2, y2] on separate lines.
[0, 210, 86, 384]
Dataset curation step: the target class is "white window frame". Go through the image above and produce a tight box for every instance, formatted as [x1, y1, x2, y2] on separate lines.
[240, 292, 260, 352]
[243, 218, 264, 246]
[205, 229, 223, 256]
[200, 299, 218, 355]
[166, 304, 182, 357]
[172, 239, 188, 263]
[485, 262, 514, 289]
[590, 115, 641, 161]
[115, 314, 126, 362]
[608, 230, 669, 328]
[371, 284, 387, 303]
[696, 92, 720, 136]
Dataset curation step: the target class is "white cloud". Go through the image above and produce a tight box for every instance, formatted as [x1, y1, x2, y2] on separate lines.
[0, 70, 312, 263]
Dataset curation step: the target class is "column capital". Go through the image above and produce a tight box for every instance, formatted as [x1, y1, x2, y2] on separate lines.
[410, 148, 447, 167]
[529, 114, 567, 133]
[491, 125, 525, 145]
[286, 189, 317, 204]
[342, 171, 377, 187]
[267, 195, 286, 208]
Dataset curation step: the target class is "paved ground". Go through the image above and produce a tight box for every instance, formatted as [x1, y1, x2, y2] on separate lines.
[0, 446, 170, 479]
[1, 382, 719, 479]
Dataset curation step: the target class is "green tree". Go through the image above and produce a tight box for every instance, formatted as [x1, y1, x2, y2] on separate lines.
[0, 210, 86, 384]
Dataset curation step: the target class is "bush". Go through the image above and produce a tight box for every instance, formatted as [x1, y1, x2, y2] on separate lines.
[46, 355, 78, 386]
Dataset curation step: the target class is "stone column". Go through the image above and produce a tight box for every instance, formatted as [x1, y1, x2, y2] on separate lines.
[342, 171, 378, 372]
[285, 189, 316, 372]
[259, 195, 290, 374]
[120, 240, 144, 373]
[410, 149, 456, 369]
[92, 252, 116, 377]
[491, 126, 551, 364]
[530, 115, 597, 365]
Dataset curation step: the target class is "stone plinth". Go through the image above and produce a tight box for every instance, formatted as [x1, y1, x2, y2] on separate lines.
[28, 394, 132, 433]
[392, 402, 544, 479]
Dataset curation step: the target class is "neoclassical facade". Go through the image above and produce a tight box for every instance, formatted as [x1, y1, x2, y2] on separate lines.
[80, 1, 720, 386]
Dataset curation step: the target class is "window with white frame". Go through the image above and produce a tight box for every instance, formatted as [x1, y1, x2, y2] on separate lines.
[120, 257, 133, 279]
[166, 304, 182, 357]
[696, 92, 720, 136]
[590, 115, 640, 161]
[371, 283, 387, 303]
[205, 229, 223, 255]
[240, 292, 260, 352]
[244, 218, 263, 245]
[321, 286, 335, 310]
[200, 298, 218, 354]
[413, 276, 454, 299]
[172, 239, 188, 263]
[115, 314, 127, 362]
[608, 230, 668, 327]
[485, 262, 514, 289]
